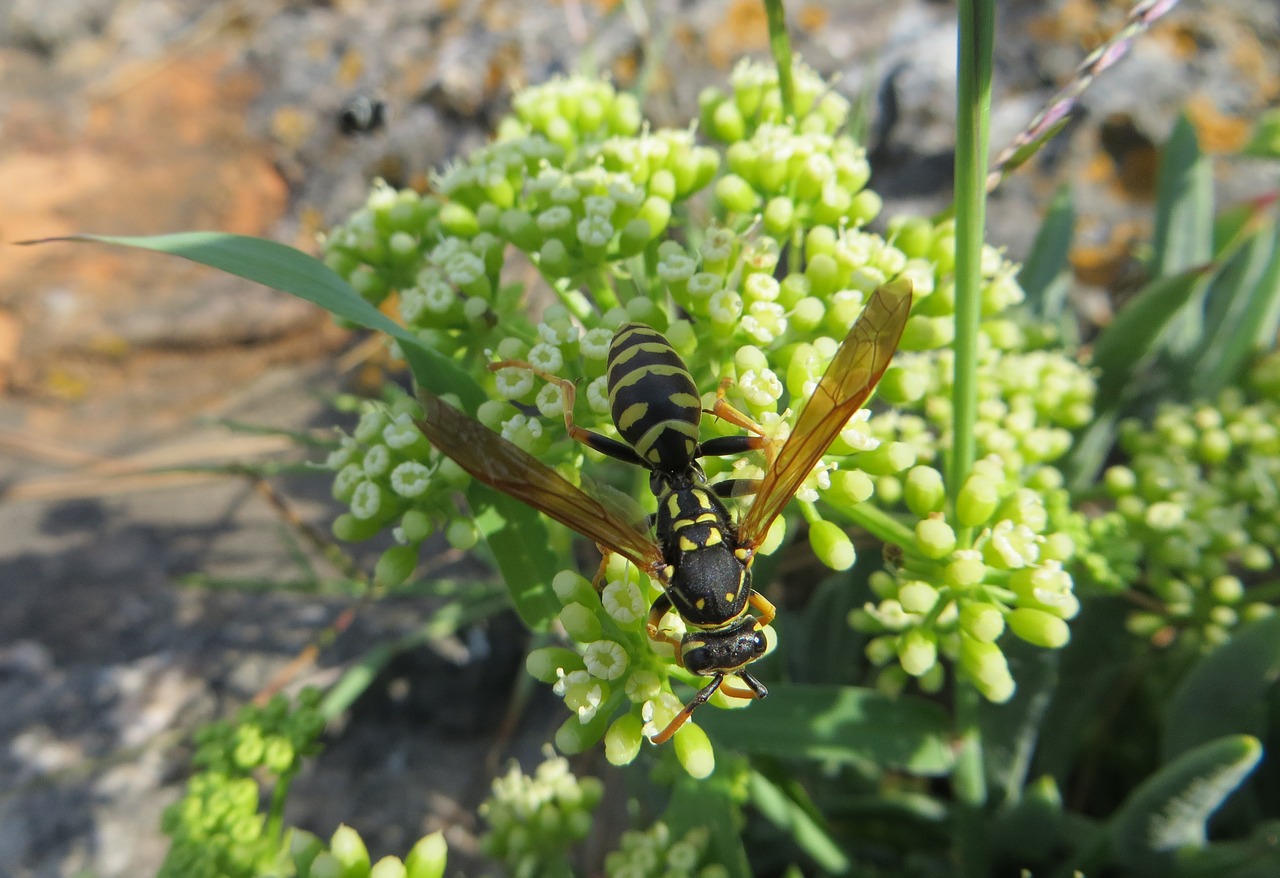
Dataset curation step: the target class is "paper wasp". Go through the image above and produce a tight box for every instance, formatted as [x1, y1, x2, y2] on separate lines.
[416, 279, 911, 743]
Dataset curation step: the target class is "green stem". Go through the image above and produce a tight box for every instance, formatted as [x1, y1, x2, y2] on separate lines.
[834, 499, 917, 552]
[584, 266, 622, 312]
[951, 5, 994, 876]
[763, 0, 795, 119]
[948, 0, 995, 548]
[952, 680, 989, 875]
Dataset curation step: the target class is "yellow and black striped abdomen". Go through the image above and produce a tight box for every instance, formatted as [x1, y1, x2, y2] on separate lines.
[607, 323, 702, 472]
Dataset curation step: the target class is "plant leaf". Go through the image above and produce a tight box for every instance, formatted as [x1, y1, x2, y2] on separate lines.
[748, 769, 850, 874]
[24, 232, 486, 406]
[1163, 613, 1280, 762]
[1151, 115, 1214, 360]
[698, 685, 953, 775]
[1090, 266, 1212, 413]
[1190, 213, 1280, 397]
[470, 492, 561, 630]
[1018, 185, 1076, 323]
[1109, 735, 1262, 869]
[667, 772, 752, 878]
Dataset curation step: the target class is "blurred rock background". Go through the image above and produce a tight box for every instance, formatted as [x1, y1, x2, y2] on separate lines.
[0, 0, 1275, 875]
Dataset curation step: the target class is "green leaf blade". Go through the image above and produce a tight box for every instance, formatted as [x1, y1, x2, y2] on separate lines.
[698, 685, 954, 775]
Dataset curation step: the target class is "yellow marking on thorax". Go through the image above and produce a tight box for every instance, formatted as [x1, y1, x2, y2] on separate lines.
[678, 535, 699, 552]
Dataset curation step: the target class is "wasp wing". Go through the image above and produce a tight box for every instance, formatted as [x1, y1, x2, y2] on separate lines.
[417, 391, 664, 571]
[737, 279, 912, 546]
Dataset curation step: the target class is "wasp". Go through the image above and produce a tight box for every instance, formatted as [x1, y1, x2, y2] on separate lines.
[416, 280, 911, 743]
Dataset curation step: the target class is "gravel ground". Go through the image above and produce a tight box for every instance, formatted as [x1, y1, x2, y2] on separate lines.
[1, 1, 1276, 875]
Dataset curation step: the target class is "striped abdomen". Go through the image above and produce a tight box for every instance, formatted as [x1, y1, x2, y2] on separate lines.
[606, 323, 702, 472]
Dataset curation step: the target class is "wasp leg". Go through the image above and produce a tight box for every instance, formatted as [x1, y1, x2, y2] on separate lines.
[708, 377, 780, 466]
[748, 591, 777, 627]
[709, 477, 761, 500]
[590, 547, 614, 591]
[645, 594, 683, 661]
[720, 671, 769, 701]
[489, 359, 648, 467]
[651, 674, 725, 744]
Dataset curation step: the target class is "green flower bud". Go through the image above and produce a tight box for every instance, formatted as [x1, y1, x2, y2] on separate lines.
[673, 722, 716, 779]
[560, 602, 603, 642]
[809, 519, 856, 570]
[553, 570, 597, 606]
[526, 647, 585, 683]
[959, 635, 1015, 703]
[763, 196, 796, 237]
[333, 511, 387, 542]
[856, 440, 917, 476]
[605, 713, 645, 766]
[374, 544, 419, 589]
[905, 466, 946, 517]
[370, 856, 408, 878]
[404, 832, 448, 878]
[714, 174, 762, 213]
[960, 601, 1005, 642]
[945, 551, 988, 588]
[555, 709, 609, 754]
[446, 519, 480, 551]
[898, 580, 939, 614]
[309, 852, 345, 878]
[439, 202, 479, 238]
[331, 824, 372, 878]
[898, 628, 938, 677]
[916, 517, 957, 559]
[1007, 607, 1070, 649]
[828, 469, 874, 506]
[956, 473, 1000, 527]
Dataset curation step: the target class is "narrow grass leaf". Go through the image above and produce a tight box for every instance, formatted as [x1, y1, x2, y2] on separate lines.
[1151, 115, 1214, 357]
[1018, 185, 1076, 321]
[26, 232, 484, 407]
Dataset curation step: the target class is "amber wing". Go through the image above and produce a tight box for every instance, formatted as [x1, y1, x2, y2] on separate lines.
[737, 279, 912, 546]
[417, 391, 664, 571]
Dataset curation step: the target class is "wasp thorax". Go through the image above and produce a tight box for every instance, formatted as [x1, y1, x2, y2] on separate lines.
[680, 619, 767, 676]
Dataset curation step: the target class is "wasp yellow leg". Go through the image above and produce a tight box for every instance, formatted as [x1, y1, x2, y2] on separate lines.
[645, 594, 684, 661]
[709, 377, 779, 466]
[748, 591, 777, 627]
[651, 674, 724, 745]
[719, 672, 769, 701]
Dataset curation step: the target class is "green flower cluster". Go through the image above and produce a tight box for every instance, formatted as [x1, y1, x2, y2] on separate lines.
[479, 751, 604, 876]
[851, 458, 1081, 702]
[605, 821, 726, 878]
[1102, 387, 1280, 647]
[317, 63, 1091, 742]
[525, 562, 737, 777]
[288, 826, 447, 878]
[700, 57, 853, 140]
[326, 389, 481, 588]
[160, 690, 326, 878]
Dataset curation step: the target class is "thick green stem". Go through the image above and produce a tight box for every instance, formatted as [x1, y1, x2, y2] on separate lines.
[948, 0, 995, 548]
[951, 5, 994, 876]
[763, 0, 795, 119]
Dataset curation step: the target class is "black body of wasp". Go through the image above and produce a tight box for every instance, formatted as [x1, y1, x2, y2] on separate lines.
[418, 280, 912, 744]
